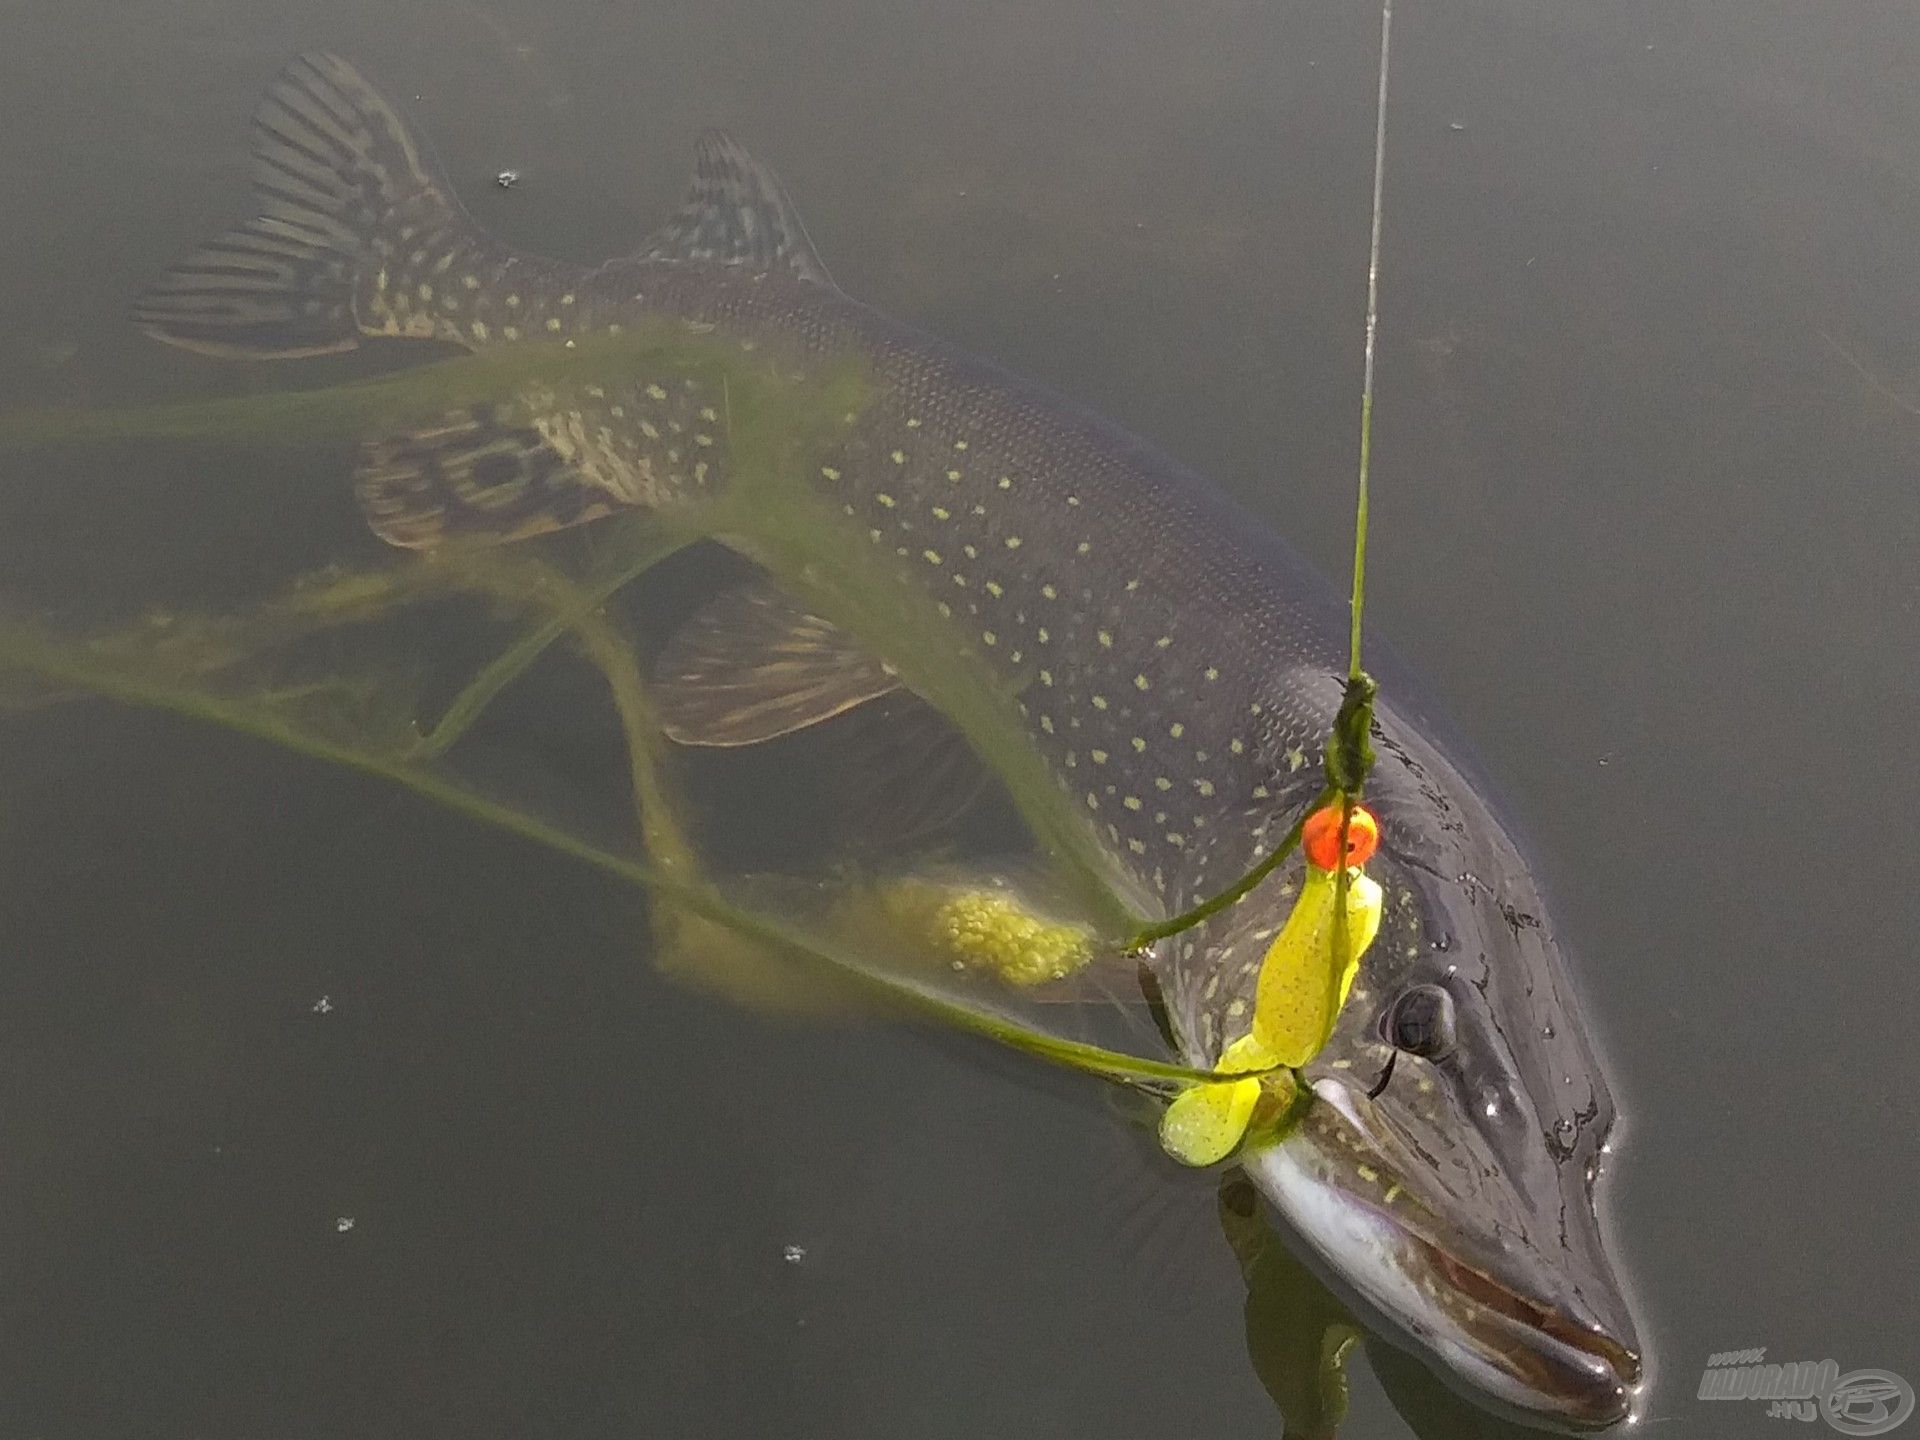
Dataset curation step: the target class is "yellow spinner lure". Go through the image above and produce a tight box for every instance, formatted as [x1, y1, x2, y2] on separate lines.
[1159, 803, 1384, 1166]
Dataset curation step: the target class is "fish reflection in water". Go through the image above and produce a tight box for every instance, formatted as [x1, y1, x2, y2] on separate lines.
[125, 52, 1641, 1430]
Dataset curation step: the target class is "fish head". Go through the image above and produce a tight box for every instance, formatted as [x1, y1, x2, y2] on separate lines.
[1170, 691, 1642, 1429]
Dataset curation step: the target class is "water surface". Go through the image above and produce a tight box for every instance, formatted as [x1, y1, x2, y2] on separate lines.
[2, 1, 1916, 1435]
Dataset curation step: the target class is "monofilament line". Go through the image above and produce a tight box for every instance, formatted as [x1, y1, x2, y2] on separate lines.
[1348, 0, 1393, 682]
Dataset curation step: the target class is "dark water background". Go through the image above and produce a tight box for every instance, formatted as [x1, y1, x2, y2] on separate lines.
[2, 1, 1917, 1436]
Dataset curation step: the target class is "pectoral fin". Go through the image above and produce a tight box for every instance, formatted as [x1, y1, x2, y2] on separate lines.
[835, 695, 991, 846]
[354, 406, 626, 548]
[653, 580, 899, 745]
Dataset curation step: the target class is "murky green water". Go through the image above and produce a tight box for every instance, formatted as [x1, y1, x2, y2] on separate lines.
[3, 1, 1916, 1436]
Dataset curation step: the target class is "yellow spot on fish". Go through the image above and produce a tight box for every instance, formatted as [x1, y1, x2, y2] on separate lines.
[502, 325, 520, 340]
[1037, 627, 1050, 643]
[1039, 670, 1053, 686]
[1005, 536, 1022, 549]
[954, 440, 968, 450]
[471, 321, 489, 341]
[1155, 636, 1172, 649]
[645, 384, 667, 401]
[998, 476, 1012, 490]
[417, 283, 433, 301]
[1091, 749, 1109, 764]
[1097, 630, 1113, 648]
[699, 407, 718, 422]
[877, 493, 896, 507]
[1040, 716, 1055, 733]
[1169, 722, 1185, 738]
[984, 580, 1003, 596]
[462, 275, 480, 290]
[1066, 495, 1081, 507]
[1076, 541, 1091, 555]
[891, 450, 906, 464]
[505, 293, 520, 307]
[932, 505, 951, 520]
[906, 417, 921, 428]
[923, 550, 943, 565]
[560, 293, 576, 306]
[1091, 695, 1109, 710]
[641, 421, 660, 439]
[1131, 737, 1147, 752]
[946, 468, 962, 481]
[937, 601, 953, 618]
[1155, 777, 1173, 791]
[1041, 584, 1058, 600]
[983, 631, 997, 645]
[694, 433, 714, 447]
[1195, 780, 1216, 797]
[1229, 739, 1244, 754]
[1134, 674, 1150, 690]
[1124, 796, 1142, 811]
[546, 317, 562, 331]
[1086, 793, 1100, 810]
[821, 465, 841, 480]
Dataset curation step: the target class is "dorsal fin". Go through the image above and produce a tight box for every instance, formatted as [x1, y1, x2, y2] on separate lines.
[636, 131, 834, 286]
[654, 579, 895, 745]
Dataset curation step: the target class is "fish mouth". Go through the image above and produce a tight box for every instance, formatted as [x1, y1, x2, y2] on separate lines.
[1412, 1233, 1641, 1425]
[1244, 1083, 1642, 1431]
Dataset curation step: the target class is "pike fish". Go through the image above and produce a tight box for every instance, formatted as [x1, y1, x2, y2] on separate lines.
[136, 54, 1641, 1426]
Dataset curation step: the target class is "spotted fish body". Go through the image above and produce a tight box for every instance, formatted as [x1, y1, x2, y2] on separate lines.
[138, 54, 1642, 1426]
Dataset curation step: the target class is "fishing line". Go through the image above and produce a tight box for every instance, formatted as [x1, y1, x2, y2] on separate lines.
[1131, 0, 1393, 952]
[1349, 0, 1392, 685]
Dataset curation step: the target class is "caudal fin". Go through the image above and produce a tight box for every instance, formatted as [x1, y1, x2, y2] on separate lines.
[134, 53, 468, 358]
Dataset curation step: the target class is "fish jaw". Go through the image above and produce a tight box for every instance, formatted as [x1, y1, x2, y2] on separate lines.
[1241, 1079, 1642, 1431]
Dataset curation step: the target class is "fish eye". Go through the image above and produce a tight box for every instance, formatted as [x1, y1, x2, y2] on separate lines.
[1384, 984, 1456, 1059]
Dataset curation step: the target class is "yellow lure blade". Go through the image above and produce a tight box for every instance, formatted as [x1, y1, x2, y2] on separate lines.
[1251, 865, 1383, 1067]
[1159, 1033, 1275, 1167]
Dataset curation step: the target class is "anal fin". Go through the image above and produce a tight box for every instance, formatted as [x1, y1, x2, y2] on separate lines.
[654, 579, 898, 745]
[354, 405, 627, 549]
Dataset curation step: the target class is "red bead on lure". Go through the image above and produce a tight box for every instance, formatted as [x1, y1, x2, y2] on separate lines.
[1302, 803, 1380, 871]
